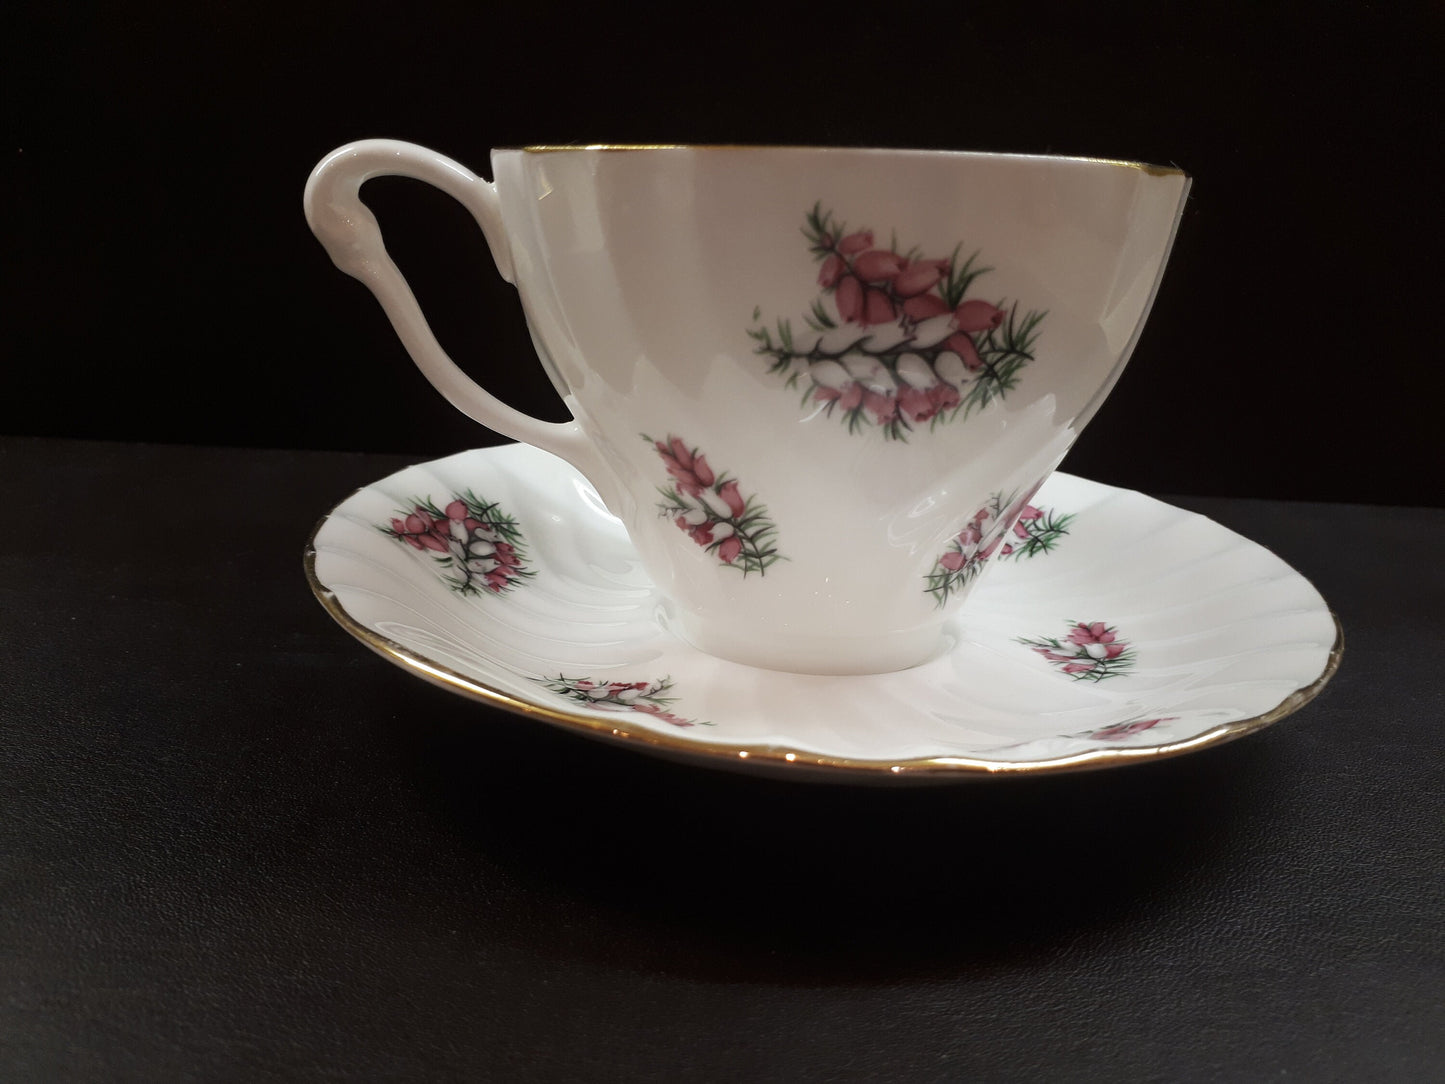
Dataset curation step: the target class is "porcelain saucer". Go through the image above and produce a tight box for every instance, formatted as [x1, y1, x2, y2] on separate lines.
[305, 444, 1341, 783]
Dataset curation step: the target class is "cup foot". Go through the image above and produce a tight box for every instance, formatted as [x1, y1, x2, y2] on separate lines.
[674, 617, 950, 676]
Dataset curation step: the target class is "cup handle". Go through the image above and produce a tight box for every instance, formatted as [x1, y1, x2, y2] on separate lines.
[303, 139, 604, 481]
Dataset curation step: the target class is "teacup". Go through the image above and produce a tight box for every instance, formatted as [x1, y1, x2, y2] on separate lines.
[305, 142, 1189, 675]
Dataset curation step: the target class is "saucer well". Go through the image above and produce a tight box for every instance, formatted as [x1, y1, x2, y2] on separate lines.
[305, 444, 1341, 782]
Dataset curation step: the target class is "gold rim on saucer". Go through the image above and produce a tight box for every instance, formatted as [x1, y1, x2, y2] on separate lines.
[304, 522, 1340, 780]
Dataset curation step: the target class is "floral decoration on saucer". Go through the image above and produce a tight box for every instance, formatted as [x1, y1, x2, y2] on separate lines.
[307, 443, 1341, 783]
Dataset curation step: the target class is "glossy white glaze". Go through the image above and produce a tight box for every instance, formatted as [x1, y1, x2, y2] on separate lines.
[306, 144, 1190, 672]
[307, 444, 1339, 782]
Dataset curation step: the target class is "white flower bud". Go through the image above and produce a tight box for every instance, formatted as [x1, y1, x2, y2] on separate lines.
[681, 507, 708, 526]
[909, 314, 957, 348]
[934, 351, 973, 389]
[700, 490, 734, 519]
[818, 326, 869, 354]
[1085, 642, 1108, 660]
[894, 352, 939, 389]
[788, 330, 823, 355]
[841, 352, 893, 392]
[808, 359, 853, 389]
[859, 323, 910, 352]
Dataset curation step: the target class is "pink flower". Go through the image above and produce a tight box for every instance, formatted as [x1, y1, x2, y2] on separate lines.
[927, 383, 961, 413]
[444, 499, 468, 520]
[688, 521, 719, 546]
[493, 541, 519, 567]
[656, 436, 715, 496]
[835, 275, 863, 322]
[862, 287, 896, 325]
[690, 454, 715, 488]
[718, 479, 746, 518]
[393, 510, 450, 552]
[897, 385, 937, 424]
[837, 230, 873, 255]
[892, 262, 944, 298]
[1062, 662, 1097, 674]
[1067, 621, 1116, 647]
[815, 382, 864, 411]
[959, 523, 983, 547]
[818, 253, 844, 288]
[1093, 718, 1168, 740]
[717, 536, 742, 564]
[1012, 506, 1043, 538]
[954, 299, 1006, 332]
[938, 551, 966, 571]
[852, 249, 907, 284]
[632, 703, 695, 728]
[945, 332, 984, 371]
[862, 389, 898, 424]
[901, 293, 951, 321]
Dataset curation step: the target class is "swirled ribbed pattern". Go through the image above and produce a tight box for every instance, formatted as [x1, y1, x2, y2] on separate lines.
[307, 444, 1338, 779]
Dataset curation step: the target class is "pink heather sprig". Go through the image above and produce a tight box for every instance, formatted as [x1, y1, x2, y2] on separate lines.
[749, 203, 1046, 441]
[646, 434, 781, 576]
[1085, 717, 1174, 740]
[925, 485, 1069, 607]
[383, 491, 532, 596]
[540, 675, 707, 728]
[1018, 620, 1137, 682]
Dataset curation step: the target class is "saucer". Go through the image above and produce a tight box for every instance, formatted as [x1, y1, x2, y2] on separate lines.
[305, 444, 1341, 783]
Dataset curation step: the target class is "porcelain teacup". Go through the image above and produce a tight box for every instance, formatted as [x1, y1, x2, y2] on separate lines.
[305, 142, 1189, 674]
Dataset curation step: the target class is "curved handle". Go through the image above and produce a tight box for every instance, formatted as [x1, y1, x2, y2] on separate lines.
[303, 139, 603, 480]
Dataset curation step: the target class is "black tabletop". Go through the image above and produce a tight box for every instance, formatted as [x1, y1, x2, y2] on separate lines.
[2, 436, 1441, 1082]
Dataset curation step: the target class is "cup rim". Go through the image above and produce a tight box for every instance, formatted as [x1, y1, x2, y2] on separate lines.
[494, 144, 1188, 178]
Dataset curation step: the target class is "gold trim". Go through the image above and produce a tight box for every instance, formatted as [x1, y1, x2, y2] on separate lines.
[502, 145, 1187, 177]
[304, 519, 1339, 780]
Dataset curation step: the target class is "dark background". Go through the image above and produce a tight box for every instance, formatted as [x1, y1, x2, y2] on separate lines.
[4, 7, 1444, 1078]
[4, 1, 1440, 506]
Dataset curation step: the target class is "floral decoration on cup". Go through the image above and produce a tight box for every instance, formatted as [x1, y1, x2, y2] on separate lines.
[645, 434, 782, 576]
[539, 675, 707, 728]
[748, 203, 1046, 440]
[925, 490, 1073, 606]
[381, 492, 533, 595]
[1018, 621, 1136, 682]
